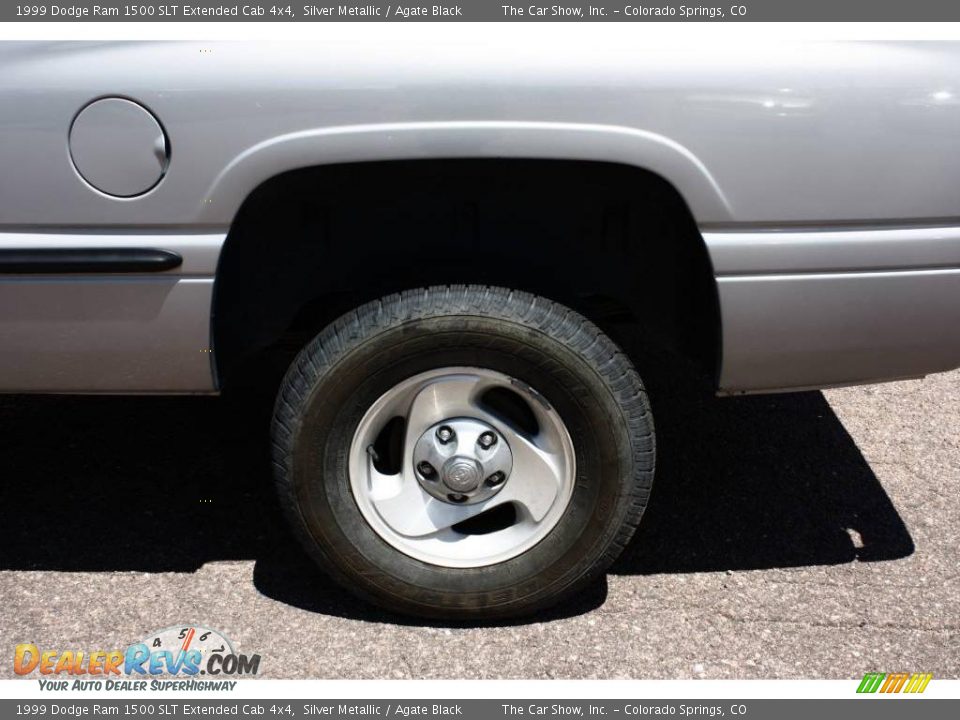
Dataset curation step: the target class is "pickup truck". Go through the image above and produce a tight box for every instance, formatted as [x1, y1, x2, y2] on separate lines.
[1, 40, 958, 619]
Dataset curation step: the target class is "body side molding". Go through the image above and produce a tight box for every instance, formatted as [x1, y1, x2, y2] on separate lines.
[0, 248, 181, 274]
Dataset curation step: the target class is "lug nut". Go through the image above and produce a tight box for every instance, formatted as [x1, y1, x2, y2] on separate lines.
[436, 426, 455, 444]
[485, 471, 506, 486]
[417, 461, 436, 478]
[478, 432, 497, 449]
[447, 493, 468, 503]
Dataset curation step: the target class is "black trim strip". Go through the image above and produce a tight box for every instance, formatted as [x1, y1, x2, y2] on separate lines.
[699, 217, 960, 233]
[0, 248, 182, 274]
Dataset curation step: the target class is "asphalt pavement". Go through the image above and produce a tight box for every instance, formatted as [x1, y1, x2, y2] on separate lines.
[1, 358, 957, 679]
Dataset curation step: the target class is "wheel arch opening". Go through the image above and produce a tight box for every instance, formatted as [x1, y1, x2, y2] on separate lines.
[212, 158, 720, 391]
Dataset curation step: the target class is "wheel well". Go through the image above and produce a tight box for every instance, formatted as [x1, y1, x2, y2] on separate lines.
[213, 159, 719, 388]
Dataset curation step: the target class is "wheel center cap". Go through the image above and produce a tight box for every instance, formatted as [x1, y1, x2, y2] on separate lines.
[413, 417, 514, 505]
[442, 457, 482, 492]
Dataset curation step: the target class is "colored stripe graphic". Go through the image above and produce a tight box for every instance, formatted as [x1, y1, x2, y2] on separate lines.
[889, 673, 908, 693]
[857, 672, 932, 694]
[905, 673, 933, 693]
[857, 673, 886, 693]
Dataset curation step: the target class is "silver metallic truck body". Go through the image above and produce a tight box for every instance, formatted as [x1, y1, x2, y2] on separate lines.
[1, 39, 959, 393]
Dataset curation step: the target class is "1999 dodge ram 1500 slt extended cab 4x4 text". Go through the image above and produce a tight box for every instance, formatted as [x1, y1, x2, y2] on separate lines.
[1, 39, 958, 618]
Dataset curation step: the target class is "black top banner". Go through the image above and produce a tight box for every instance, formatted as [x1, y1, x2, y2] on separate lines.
[5, 0, 960, 22]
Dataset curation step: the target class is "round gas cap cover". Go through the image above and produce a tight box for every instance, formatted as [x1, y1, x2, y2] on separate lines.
[69, 98, 169, 197]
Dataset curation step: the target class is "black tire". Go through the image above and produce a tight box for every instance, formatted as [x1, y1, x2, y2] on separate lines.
[271, 285, 654, 619]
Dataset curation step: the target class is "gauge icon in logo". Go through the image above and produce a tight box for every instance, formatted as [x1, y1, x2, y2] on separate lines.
[132, 625, 259, 676]
[141, 625, 234, 668]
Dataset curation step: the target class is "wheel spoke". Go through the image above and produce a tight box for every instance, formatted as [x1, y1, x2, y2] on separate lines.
[490, 425, 566, 522]
[403, 375, 487, 442]
[402, 374, 491, 472]
[372, 467, 487, 537]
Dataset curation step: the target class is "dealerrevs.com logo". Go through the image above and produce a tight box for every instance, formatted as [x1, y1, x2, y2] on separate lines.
[14, 625, 261, 691]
